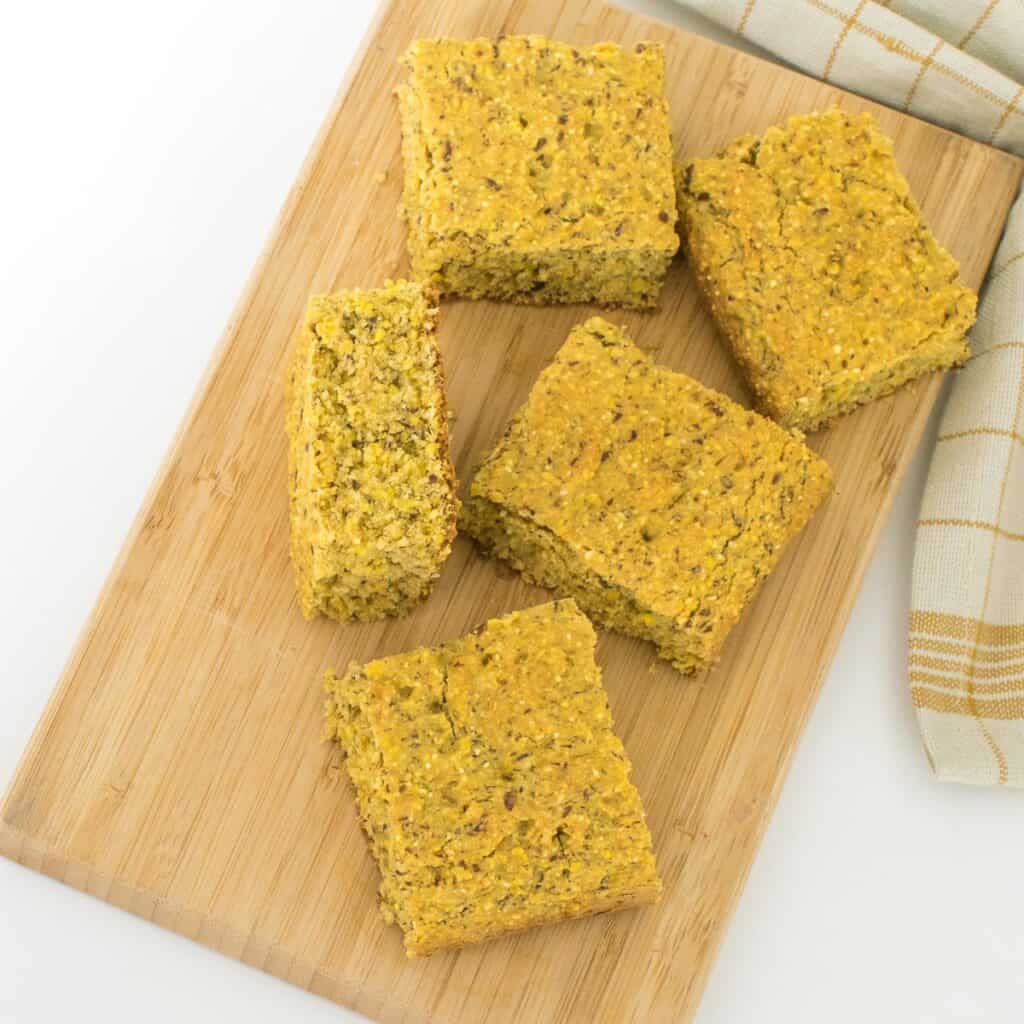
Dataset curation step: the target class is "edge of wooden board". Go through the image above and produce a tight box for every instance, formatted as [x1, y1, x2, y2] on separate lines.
[0, 0, 402, 822]
[680, 377, 948, 1008]
[0, 815, 387, 1007]
[0, 820, 371, 1007]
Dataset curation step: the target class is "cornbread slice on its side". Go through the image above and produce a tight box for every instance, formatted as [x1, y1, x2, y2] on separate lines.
[460, 318, 833, 673]
[286, 280, 458, 622]
[396, 35, 679, 308]
[324, 599, 661, 957]
[677, 108, 976, 432]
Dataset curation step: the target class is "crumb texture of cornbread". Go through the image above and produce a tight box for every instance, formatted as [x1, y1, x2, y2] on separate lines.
[324, 599, 660, 957]
[460, 318, 833, 672]
[678, 108, 977, 431]
[397, 35, 679, 308]
[286, 280, 458, 622]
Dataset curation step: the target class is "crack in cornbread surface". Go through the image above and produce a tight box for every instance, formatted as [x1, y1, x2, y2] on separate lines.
[677, 108, 977, 431]
[286, 280, 458, 622]
[460, 318, 833, 672]
[397, 35, 679, 308]
[324, 599, 660, 957]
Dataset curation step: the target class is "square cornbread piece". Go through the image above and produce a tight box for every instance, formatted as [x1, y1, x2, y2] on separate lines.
[397, 35, 679, 308]
[678, 108, 977, 431]
[460, 318, 833, 673]
[285, 280, 458, 622]
[325, 599, 660, 957]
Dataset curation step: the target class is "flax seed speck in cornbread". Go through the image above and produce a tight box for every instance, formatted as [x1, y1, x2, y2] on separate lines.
[396, 35, 679, 308]
[677, 108, 976, 431]
[460, 318, 833, 673]
[324, 599, 660, 957]
[285, 280, 457, 622]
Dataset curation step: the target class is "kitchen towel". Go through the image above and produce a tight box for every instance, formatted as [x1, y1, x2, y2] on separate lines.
[672, 0, 1024, 785]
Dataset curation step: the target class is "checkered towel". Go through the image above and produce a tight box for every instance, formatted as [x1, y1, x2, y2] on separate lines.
[673, 0, 1024, 786]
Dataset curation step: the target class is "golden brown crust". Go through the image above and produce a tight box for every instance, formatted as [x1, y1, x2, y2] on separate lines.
[325, 600, 660, 956]
[460, 318, 833, 672]
[677, 108, 976, 431]
[285, 280, 458, 622]
[397, 35, 679, 308]
[426, 285, 460, 573]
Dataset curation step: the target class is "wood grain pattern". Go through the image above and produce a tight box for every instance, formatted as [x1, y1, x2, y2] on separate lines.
[2, 1, 1021, 1021]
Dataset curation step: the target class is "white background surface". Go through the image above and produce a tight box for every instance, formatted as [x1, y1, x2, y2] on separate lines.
[2, 2, 1023, 1021]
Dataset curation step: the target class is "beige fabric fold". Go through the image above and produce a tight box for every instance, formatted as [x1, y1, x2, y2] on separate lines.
[911, 208, 1024, 786]
[672, 0, 1024, 785]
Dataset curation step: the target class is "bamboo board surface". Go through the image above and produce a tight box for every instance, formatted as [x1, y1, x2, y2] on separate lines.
[3, 1, 1021, 1021]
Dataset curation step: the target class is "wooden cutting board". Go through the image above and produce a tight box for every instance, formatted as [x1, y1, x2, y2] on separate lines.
[3, 1, 1020, 1020]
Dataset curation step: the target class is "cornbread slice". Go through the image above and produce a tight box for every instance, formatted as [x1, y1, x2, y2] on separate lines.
[285, 280, 458, 622]
[325, 599, 661, 957]
[460, 318, 833, 673]
[677, 108, 976, 431]
[396, 35, 679, 308]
